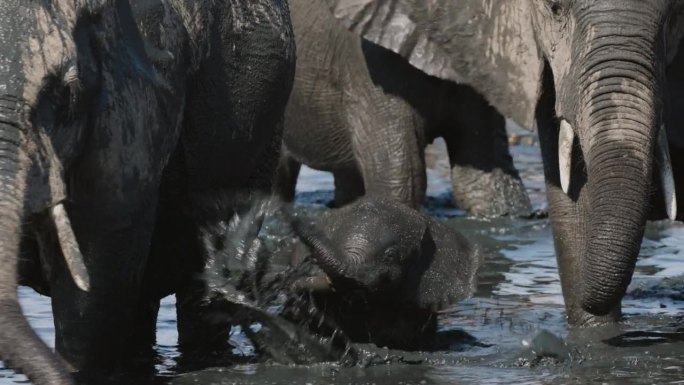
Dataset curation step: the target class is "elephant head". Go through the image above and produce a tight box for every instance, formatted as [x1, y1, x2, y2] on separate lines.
[0, 1, 172, 382]
[292, 197, 479, 311]
[329, 0, 684, 324]
[289, 198, 479, 350]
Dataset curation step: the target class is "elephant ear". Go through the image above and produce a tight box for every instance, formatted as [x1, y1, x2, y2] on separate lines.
[328, 0, 543, 130]
[404, 221, 481, 311]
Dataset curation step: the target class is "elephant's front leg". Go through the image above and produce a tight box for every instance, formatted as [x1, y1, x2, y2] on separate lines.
[48, 87, 180, 372]
[272, 146, 302, 203]
[349, 96, 426, 209]
[50, 184, 161, 372]
[442, 87, 531, 217]
[662, 41, 684, 222]
[332, 168, 365, 207]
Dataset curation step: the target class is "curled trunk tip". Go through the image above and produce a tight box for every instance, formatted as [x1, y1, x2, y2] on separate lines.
[289, 216, 363, 287]
[291, 217, 345, 274]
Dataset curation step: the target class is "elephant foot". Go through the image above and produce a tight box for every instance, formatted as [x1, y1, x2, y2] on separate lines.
[72, 363, 157, 385]
[451, 166, 532, 217]
[566, 304, 622, 327]
[176, 281, 233, 365]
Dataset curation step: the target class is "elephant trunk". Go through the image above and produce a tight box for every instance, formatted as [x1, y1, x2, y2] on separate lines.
[291, 218, 362, 286]
[577, 31, 660, 315]
[0, 103, 73, 384]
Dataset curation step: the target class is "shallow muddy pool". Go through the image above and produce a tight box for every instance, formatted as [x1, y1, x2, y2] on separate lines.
[3, 131, 684, 384]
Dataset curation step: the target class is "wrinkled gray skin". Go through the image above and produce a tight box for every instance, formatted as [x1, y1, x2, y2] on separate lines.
[329, 0, 684, 325]
[290, 197, 480, 350]
[273, 0, 531, 217]
[0, 1, 294, 383]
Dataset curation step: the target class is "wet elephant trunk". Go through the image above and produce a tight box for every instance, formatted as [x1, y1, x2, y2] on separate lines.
[0, 109, 73, 384]
[577, 38, 659, 315]
[291, 218, 363, 286]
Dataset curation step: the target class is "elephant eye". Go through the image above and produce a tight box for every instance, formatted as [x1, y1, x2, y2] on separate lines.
[546, 0, 563, 15]
[62, 65, 86, 121]
[382, 247, 400, 263]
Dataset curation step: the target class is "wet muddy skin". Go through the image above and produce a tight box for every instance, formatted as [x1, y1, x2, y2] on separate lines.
[4, 128, 684, 384]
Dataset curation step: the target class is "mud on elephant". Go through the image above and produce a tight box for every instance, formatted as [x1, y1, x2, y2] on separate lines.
[329, 0, 684, 325]
[0, 0, 294, 383]
[274, 0, 531, 217]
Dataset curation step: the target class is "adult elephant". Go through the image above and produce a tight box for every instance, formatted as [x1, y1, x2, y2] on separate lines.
[0, 0, 294, 384]
[275, 0, 531, 216]
[328, 0, 684, 325]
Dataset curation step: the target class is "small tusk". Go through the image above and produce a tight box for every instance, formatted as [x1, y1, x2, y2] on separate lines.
[558, 120, 574, 194]
[656, 125, 677, 220]
[51, 203, 90, 292]
[142, 38, 174, 64]
[292, 273, 332, 292]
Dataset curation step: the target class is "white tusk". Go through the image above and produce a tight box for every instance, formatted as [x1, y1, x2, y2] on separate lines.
[142, 38, 174, 64]
[51, 203, 90, 292]
[656, 125, 677, 220]
[558, 120, 574, 194]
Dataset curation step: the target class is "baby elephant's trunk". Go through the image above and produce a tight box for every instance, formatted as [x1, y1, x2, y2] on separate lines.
[290, 217, 360, 286]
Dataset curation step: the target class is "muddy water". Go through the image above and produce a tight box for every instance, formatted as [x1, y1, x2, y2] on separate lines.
[4, 129, 684, 384]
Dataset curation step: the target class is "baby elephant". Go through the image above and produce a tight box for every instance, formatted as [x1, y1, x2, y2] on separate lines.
[290, 197, 481, 351]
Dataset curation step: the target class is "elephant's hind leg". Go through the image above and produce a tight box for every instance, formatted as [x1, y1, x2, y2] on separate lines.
[332, 168, 365, 207]
[175, 280, 232, 360]
[443, 87, 532, 217]
[272, 147, 302, 202]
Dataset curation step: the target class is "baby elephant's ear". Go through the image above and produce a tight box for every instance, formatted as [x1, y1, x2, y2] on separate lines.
[328, 0, 543, 130]
[406, 222, 481, 311]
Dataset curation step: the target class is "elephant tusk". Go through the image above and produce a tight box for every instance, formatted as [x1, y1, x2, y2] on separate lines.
[51, 203, 90, 292]
[142, 38, 174, 64]
[657, 125, 677, 220]
[558, 120, 574, 194]
[292, 273, 333, 292]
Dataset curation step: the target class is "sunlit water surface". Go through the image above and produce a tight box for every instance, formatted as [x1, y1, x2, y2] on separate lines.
[3, 131, 684, 384]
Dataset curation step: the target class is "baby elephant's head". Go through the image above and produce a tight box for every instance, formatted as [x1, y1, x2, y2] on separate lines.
[292, 197, 477, 309]
[298, 199, 428, 294]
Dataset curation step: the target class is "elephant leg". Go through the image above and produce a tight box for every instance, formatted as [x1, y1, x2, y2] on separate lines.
[50, 157, 168, 372]
[132, 295, 160, 356]
[46, 74, 182, 372]
[162, 0, 293, 360]
[175, 279, 232, 356]
[662, 41, 684, 222]
[150, 190, 233, 361]
[145, 146, 233, 360]
[332, 168, 365, 207]
[272, 146, 301, 202]
[667, 136, 684, 223]
[442, 87, 531, 217]
[349, 97, 427, 209]
[50, 200, 160, 371]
